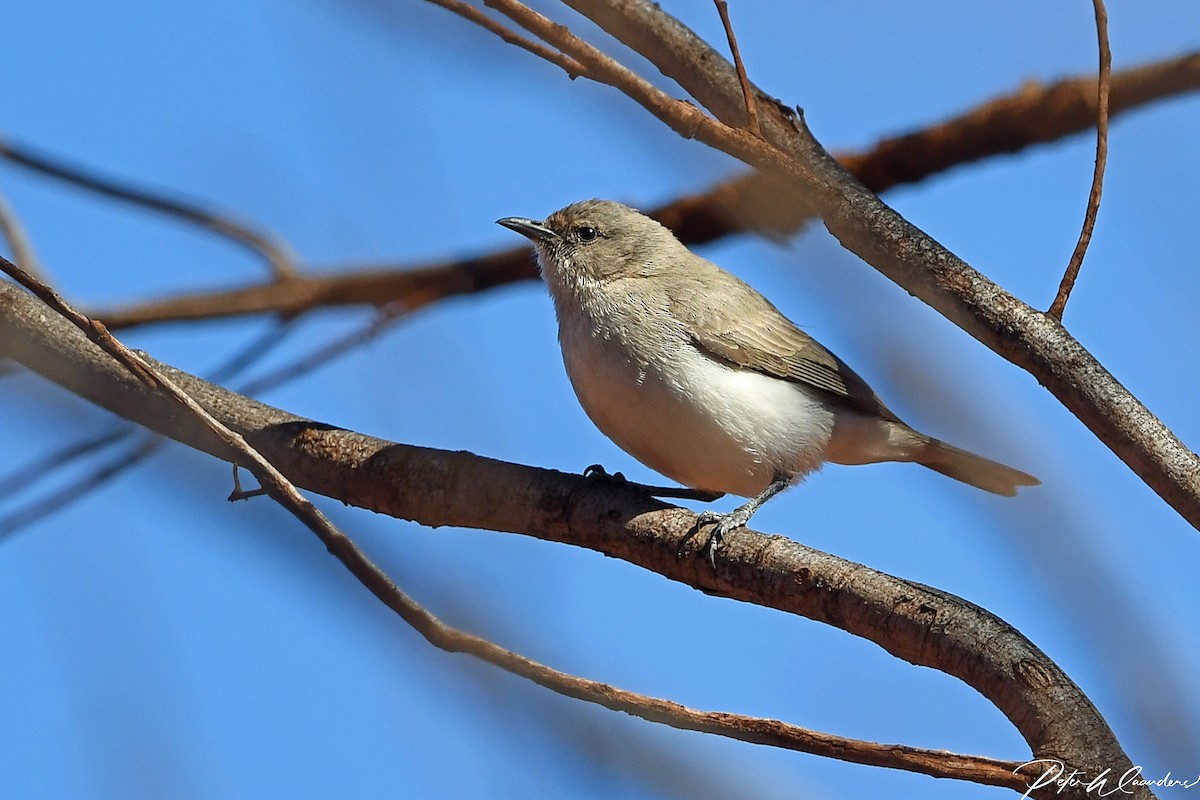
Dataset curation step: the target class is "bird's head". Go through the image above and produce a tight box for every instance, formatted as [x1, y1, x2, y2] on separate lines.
[498, 199, 682, 286]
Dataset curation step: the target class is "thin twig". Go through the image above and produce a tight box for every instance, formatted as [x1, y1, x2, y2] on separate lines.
[3, 308, 391, 527]
[0, 434, 161, 539]
[0, 194, 44, 280]
[1048, 0, 1111, 320]
[229, 465, 269, 500]
[206, 316, 303, 384]
[236, 304, 409, 396]
[713, 0, 760, 135]
[0, 427, 130, 498]
[0, 256, 1031, 790]
[0, 136, 298, 280]
[426, 0, 588, 78]
[0, 315, 299, 535]
[5, 265, 161, 387]
[0, 425, 145, 536]
[486, 0, 723, 146]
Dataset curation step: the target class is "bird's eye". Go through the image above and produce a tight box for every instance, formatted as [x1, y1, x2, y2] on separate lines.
[575, 225, 599, 242]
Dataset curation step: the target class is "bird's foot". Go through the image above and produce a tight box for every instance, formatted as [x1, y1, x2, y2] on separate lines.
[693, 507, 754, 569]
[689, 473, 793, 568]
[583, 464, 724, 502]
[583, 463, 627, 484]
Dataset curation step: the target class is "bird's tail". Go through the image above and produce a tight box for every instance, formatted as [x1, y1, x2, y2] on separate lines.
[916, 437, 1039, 497]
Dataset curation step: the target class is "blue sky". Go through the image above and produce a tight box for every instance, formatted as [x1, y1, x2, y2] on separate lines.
[2, 2, 1199, 798]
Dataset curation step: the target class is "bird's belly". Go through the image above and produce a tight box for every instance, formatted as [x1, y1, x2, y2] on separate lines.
[562, 333, 834, 497]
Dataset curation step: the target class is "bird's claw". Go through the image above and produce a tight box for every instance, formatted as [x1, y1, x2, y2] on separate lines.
[694, 509, 751, 569]
[584, 465, 722, 502]
[583, 464, 627, 483]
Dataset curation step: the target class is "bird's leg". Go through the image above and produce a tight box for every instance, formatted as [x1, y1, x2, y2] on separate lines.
[583, 464, 725, 502]
[695, 473, 792, 567]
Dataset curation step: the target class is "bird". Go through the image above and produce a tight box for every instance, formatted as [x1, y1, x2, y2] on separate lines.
[497, 199, 1037, 556]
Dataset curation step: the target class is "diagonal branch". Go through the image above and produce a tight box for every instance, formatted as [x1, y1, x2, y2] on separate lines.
[0, 275, 1128, 800]
[427, 0, 589, 77]
[0, 136, 298, 280]
[0, 434, 161, 539]
[1, 269, 1027, 790]
[87, 51, 1200, 330]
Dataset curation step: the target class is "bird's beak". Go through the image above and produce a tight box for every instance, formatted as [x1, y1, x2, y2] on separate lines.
[497, 216, 559, 243]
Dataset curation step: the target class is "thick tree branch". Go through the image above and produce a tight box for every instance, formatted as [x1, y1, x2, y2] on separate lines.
[1, 277, 1129, 799]
[88, 51, 1200, 330]
[0, 265, 1026, 789]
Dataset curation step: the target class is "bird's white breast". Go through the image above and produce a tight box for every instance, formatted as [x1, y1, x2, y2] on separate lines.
[552, 282, 835, 497]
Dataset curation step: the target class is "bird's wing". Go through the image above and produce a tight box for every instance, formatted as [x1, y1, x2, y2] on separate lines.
[668, 276, 901, 421]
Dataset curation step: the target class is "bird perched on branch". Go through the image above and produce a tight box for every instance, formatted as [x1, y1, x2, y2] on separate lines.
[499, 200, 1037, 558]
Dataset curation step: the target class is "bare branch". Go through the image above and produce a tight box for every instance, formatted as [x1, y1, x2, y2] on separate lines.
[713, 0, 760, 135]
[0, 313, 309, 535]
[207, 317, 303, 384]
[0, 136, 298, 280]
[0, 270, 1027, 790]
[0, 276, 1137, 799]
[1049, 0, 1111, 320]
[235, 306, 408, 395]
[0, 194, 43, 279]
[426, 0, 589, 78]
[86, 51, 1200, 330]
[5, 259, 162, 387]
[0, 427, 130, 498]
[92, 247, 534, 329]
[0, 434, 160, 539]
[831, 52, 1193, 200]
